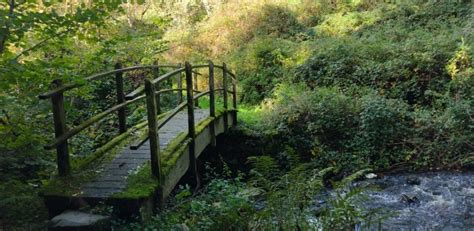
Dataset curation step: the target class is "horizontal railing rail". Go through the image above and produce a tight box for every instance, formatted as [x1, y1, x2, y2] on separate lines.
[39, 64, 179, 99]
[43, 95, 146, 150]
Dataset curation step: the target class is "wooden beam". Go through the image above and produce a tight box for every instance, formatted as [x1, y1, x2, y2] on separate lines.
[185, 62, 200, 189]
[50, 79, 70, 176]
[208, 61, 216, 147]
[194, 72, 199, 107]
[152, 61, 161, 115]
[223, 63, 229, 131]
[145, 79, 162, 179]
[115, 62, 127, 133]
[232, 71, 238, 126]
[177, 63, 183, 104]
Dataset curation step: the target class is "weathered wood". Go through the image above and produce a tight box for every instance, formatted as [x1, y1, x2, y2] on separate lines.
[40, 65, 180, 99]
[115, 63, 127, 133]
[50, 79, 70, 176]
[145, 79, 162, 179]
[126, 67, 185, 100]
[232, 73, 238, 126]
[223, 63, 229, 131]
[42, 61, 239, 218]
[44, 95, 145, 150]
[177, 63, 183, 104]
[152, 61, 161, 115]
[193, 72, 199, 107]
[185, 62, 200, 188]
[208, 61, 216, 147]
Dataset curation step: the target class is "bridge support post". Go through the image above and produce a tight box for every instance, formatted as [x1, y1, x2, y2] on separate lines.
[223, 63, 229, 132]
[194, 72, 199, 107]
[144, 79, 162, 180]
[115, 62, 127, 134]
[152, 61, 161, 115]
[208, 61, 216, 147]
[50, 79, 70, 176]
[185, 62, 200, 189]
[177, 63, 183, 104]
[232, 74, 238, 126]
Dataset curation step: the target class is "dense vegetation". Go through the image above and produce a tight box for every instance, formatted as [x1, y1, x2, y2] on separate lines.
[0, 0, 472, 229]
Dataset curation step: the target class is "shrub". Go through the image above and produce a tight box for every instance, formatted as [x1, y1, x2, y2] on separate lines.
[353, 95, 412, 167]
[266, 85, 360, 161]
[255, 5, 304, 38]
[233, 38, 296, 104]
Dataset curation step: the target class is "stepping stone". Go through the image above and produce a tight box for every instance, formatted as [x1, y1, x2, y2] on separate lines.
[49, 210, 110, 231]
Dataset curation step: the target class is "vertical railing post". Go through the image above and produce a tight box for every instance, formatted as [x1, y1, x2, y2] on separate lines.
[177, 63, 183, 104]
[115, 62, 127, 133]
[222, 63, 229, 131]
[185, 62, 200, 188]
[50, 79, 70, 176]
[145, 79, 162, 179]
[193, 72, 199, 107]
[208, 61, 216, 147]
[152, 61, 161, 115]
[232, 74, 238, 126]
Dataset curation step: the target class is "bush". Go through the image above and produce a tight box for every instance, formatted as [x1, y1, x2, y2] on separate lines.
[233, 38, 296, 104]
[262, 82, 473, 172]
[353, 95, 412, 167]
[295, 2, 472, 106]
[255, 5, 304, 38]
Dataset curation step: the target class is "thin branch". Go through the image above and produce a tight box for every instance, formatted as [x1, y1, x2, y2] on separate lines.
[139, 3, 151, 21]
[12, 29, 69, 61]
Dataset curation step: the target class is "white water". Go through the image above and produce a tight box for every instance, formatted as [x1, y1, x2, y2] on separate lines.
[355, 172, 474, 230]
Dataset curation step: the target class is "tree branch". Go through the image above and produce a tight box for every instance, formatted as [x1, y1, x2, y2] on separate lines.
[12, 29, 69, 61]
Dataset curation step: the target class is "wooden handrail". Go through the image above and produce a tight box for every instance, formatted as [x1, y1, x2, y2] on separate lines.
[44, 95, 146, 150]
[192, 64, 237, 81]
[125, 67, 185, 100]
[130, 90, 211, 150]
[39, 64, 180, 99]
[157, 91, 210, 130]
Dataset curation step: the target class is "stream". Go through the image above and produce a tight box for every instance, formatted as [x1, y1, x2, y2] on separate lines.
[353, 171, 474, 230]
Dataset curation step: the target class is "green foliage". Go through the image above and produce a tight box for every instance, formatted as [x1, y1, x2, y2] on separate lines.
[1, 0, 473, 229]
[264, 83, 472, 172]
[114, 178, 254, 230]
[295, 2, 472, 105]
[114, 156, 382, 230]
[233, 38, 295, 103]
[0, 180, 47, 229]
[255, 4, 304, 38]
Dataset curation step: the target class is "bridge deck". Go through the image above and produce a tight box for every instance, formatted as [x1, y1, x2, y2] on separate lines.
[79, 109, 210, 198]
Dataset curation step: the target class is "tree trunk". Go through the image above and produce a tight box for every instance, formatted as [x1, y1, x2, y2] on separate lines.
[0, 0, 15, 54]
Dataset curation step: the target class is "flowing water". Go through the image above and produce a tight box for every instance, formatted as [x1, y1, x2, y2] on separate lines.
[354, 171, 474, 230]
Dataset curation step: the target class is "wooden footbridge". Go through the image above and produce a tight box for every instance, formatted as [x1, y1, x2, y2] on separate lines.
[38, 61, 237, 218]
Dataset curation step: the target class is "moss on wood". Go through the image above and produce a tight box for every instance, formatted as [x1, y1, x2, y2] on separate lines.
[113, 113, 222, 199]
[41, 113, 169, 197]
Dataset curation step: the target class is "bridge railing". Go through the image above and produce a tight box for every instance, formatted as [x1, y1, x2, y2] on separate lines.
[142, 61, 237, 180]
[39, 60, 237, 177]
